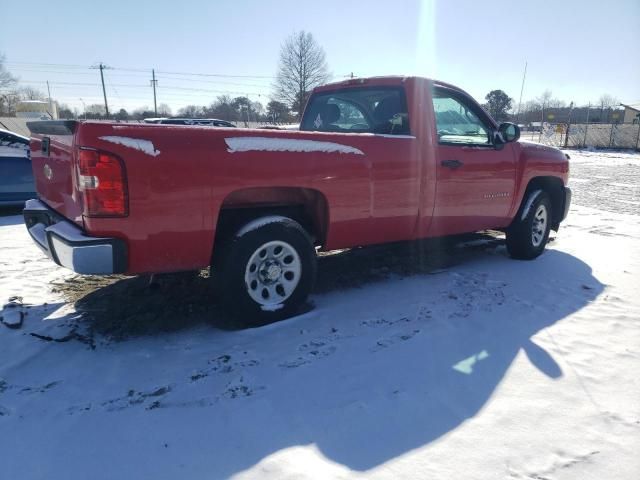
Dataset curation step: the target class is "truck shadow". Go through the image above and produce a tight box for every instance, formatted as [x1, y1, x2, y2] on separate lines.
[212, 248, 603, 476]
[314, 232, 505, 293]
[64, 232, 505, 339]
[33, 238, 604, 476]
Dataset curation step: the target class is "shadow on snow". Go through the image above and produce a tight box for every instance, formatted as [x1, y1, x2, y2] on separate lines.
[37, 235, 603, 475]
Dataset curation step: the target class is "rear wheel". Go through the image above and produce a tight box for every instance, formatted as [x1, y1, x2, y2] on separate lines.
[506, 191, 552, 260]
[216, 216, 316, 324]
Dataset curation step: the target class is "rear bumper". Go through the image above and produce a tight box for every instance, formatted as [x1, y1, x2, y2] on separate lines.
[23, 199, 127, 274]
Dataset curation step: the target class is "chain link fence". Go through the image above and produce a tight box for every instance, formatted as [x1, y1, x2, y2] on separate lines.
[520, 122, 640, 150]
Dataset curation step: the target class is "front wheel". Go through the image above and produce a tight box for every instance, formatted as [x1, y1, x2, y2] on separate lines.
[506, 191, 552, 260]
[216, 216, 317, 324]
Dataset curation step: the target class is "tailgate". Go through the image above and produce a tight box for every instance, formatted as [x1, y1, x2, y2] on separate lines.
[27, 121, 84, 226]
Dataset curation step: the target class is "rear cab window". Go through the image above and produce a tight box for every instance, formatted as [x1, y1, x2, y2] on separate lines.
[301, 86, 411, 135]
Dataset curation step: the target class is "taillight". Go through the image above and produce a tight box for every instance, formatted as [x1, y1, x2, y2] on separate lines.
[76, 148, 128, 217]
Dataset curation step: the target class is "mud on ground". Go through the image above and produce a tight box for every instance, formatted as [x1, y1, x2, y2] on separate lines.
[52, 232, 507, 340]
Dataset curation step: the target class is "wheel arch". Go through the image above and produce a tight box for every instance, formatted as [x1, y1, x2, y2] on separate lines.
[212, 186, 329, 262]
[515, 176, 565, 230]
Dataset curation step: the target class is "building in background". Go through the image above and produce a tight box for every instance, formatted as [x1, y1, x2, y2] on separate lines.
[622, 104, 640, 124]
[15, 100, 58, 120]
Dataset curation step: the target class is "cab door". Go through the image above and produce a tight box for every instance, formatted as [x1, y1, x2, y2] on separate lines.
[429, 87, 516, 236]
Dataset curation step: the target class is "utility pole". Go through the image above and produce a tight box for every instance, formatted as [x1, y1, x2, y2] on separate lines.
[91, 63, 110, 117]
[46, 80, 53, 119]
[79, 98, 86, 120]
[100, 63, 109, 117]
[583, 102, 591, 148]
[515, 61, 527, 124]
[151, 69, 158, 116]
[564, 101, 574, 148]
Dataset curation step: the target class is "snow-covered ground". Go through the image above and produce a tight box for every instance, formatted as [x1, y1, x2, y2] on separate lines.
[1, 149, 639, 480]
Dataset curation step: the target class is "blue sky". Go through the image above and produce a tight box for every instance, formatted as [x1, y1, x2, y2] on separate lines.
[1, 0, 638, 113]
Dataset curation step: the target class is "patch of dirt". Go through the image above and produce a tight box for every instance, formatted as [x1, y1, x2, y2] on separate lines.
[52, 232, 507, 341]
[53, 270, 241, 340]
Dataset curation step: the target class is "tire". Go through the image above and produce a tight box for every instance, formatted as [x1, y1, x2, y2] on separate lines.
[215, 216, 317, 324]
[506, 191, 552, 260]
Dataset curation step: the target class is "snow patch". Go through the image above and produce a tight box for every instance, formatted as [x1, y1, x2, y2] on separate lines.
[235, 215, 288, 238]
[520, 189, 543, 221]
[452, 350, 490, 374]
[98, 136, 160, 157]
[225, 136, 364, 155]
[260, 303, 284, 312]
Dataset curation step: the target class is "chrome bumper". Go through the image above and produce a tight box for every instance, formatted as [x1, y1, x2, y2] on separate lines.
[23, 199, 127, 274]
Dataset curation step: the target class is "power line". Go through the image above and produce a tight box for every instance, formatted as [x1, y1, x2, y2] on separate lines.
[148, 74, 272, 88]
[7, 67, 99, 76]
[13, 79, 265, 96]
[152, 69, 275, 79]
[4, 61, 92, 69]
[5, 61, 276, 79]
[29, 86, 264, 102]
[8, 69, 273, 88]
[4, 61, 275, 111]
[10, 80, 102, 87]
[9, 67, 273, 86]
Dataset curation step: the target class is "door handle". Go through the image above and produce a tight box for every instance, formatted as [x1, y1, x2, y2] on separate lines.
[441, 159, 463, 169]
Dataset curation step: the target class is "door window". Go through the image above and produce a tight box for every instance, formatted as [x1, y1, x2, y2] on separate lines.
[432, 89, 492, 145]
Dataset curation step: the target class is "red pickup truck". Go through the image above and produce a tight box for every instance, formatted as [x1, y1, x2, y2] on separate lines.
[24, 76, 570, 321]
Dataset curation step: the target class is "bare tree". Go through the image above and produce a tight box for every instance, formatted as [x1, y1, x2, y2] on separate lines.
[598, 94, 620, 123]
[86, 103, 107, 115]
[19, 86, 46, 101]
[598, 94, 619, 109]
[177, 105, 205, 117]
[274, 31, 329, 118]
[252, 101, 265, 117]
[131, 106, 157, 120]
[536, 90, 553, 108]
[0, 53, 17, 90]
[57, 103, 75, 119]
[157, 103, 172, 116]
[0, 53, 18, 115]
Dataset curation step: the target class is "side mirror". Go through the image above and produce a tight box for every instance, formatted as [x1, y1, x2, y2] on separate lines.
[498, 122, 520, 143]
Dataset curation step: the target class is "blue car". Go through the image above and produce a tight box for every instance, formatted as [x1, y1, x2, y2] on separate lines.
[0, 128, 35, 207]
